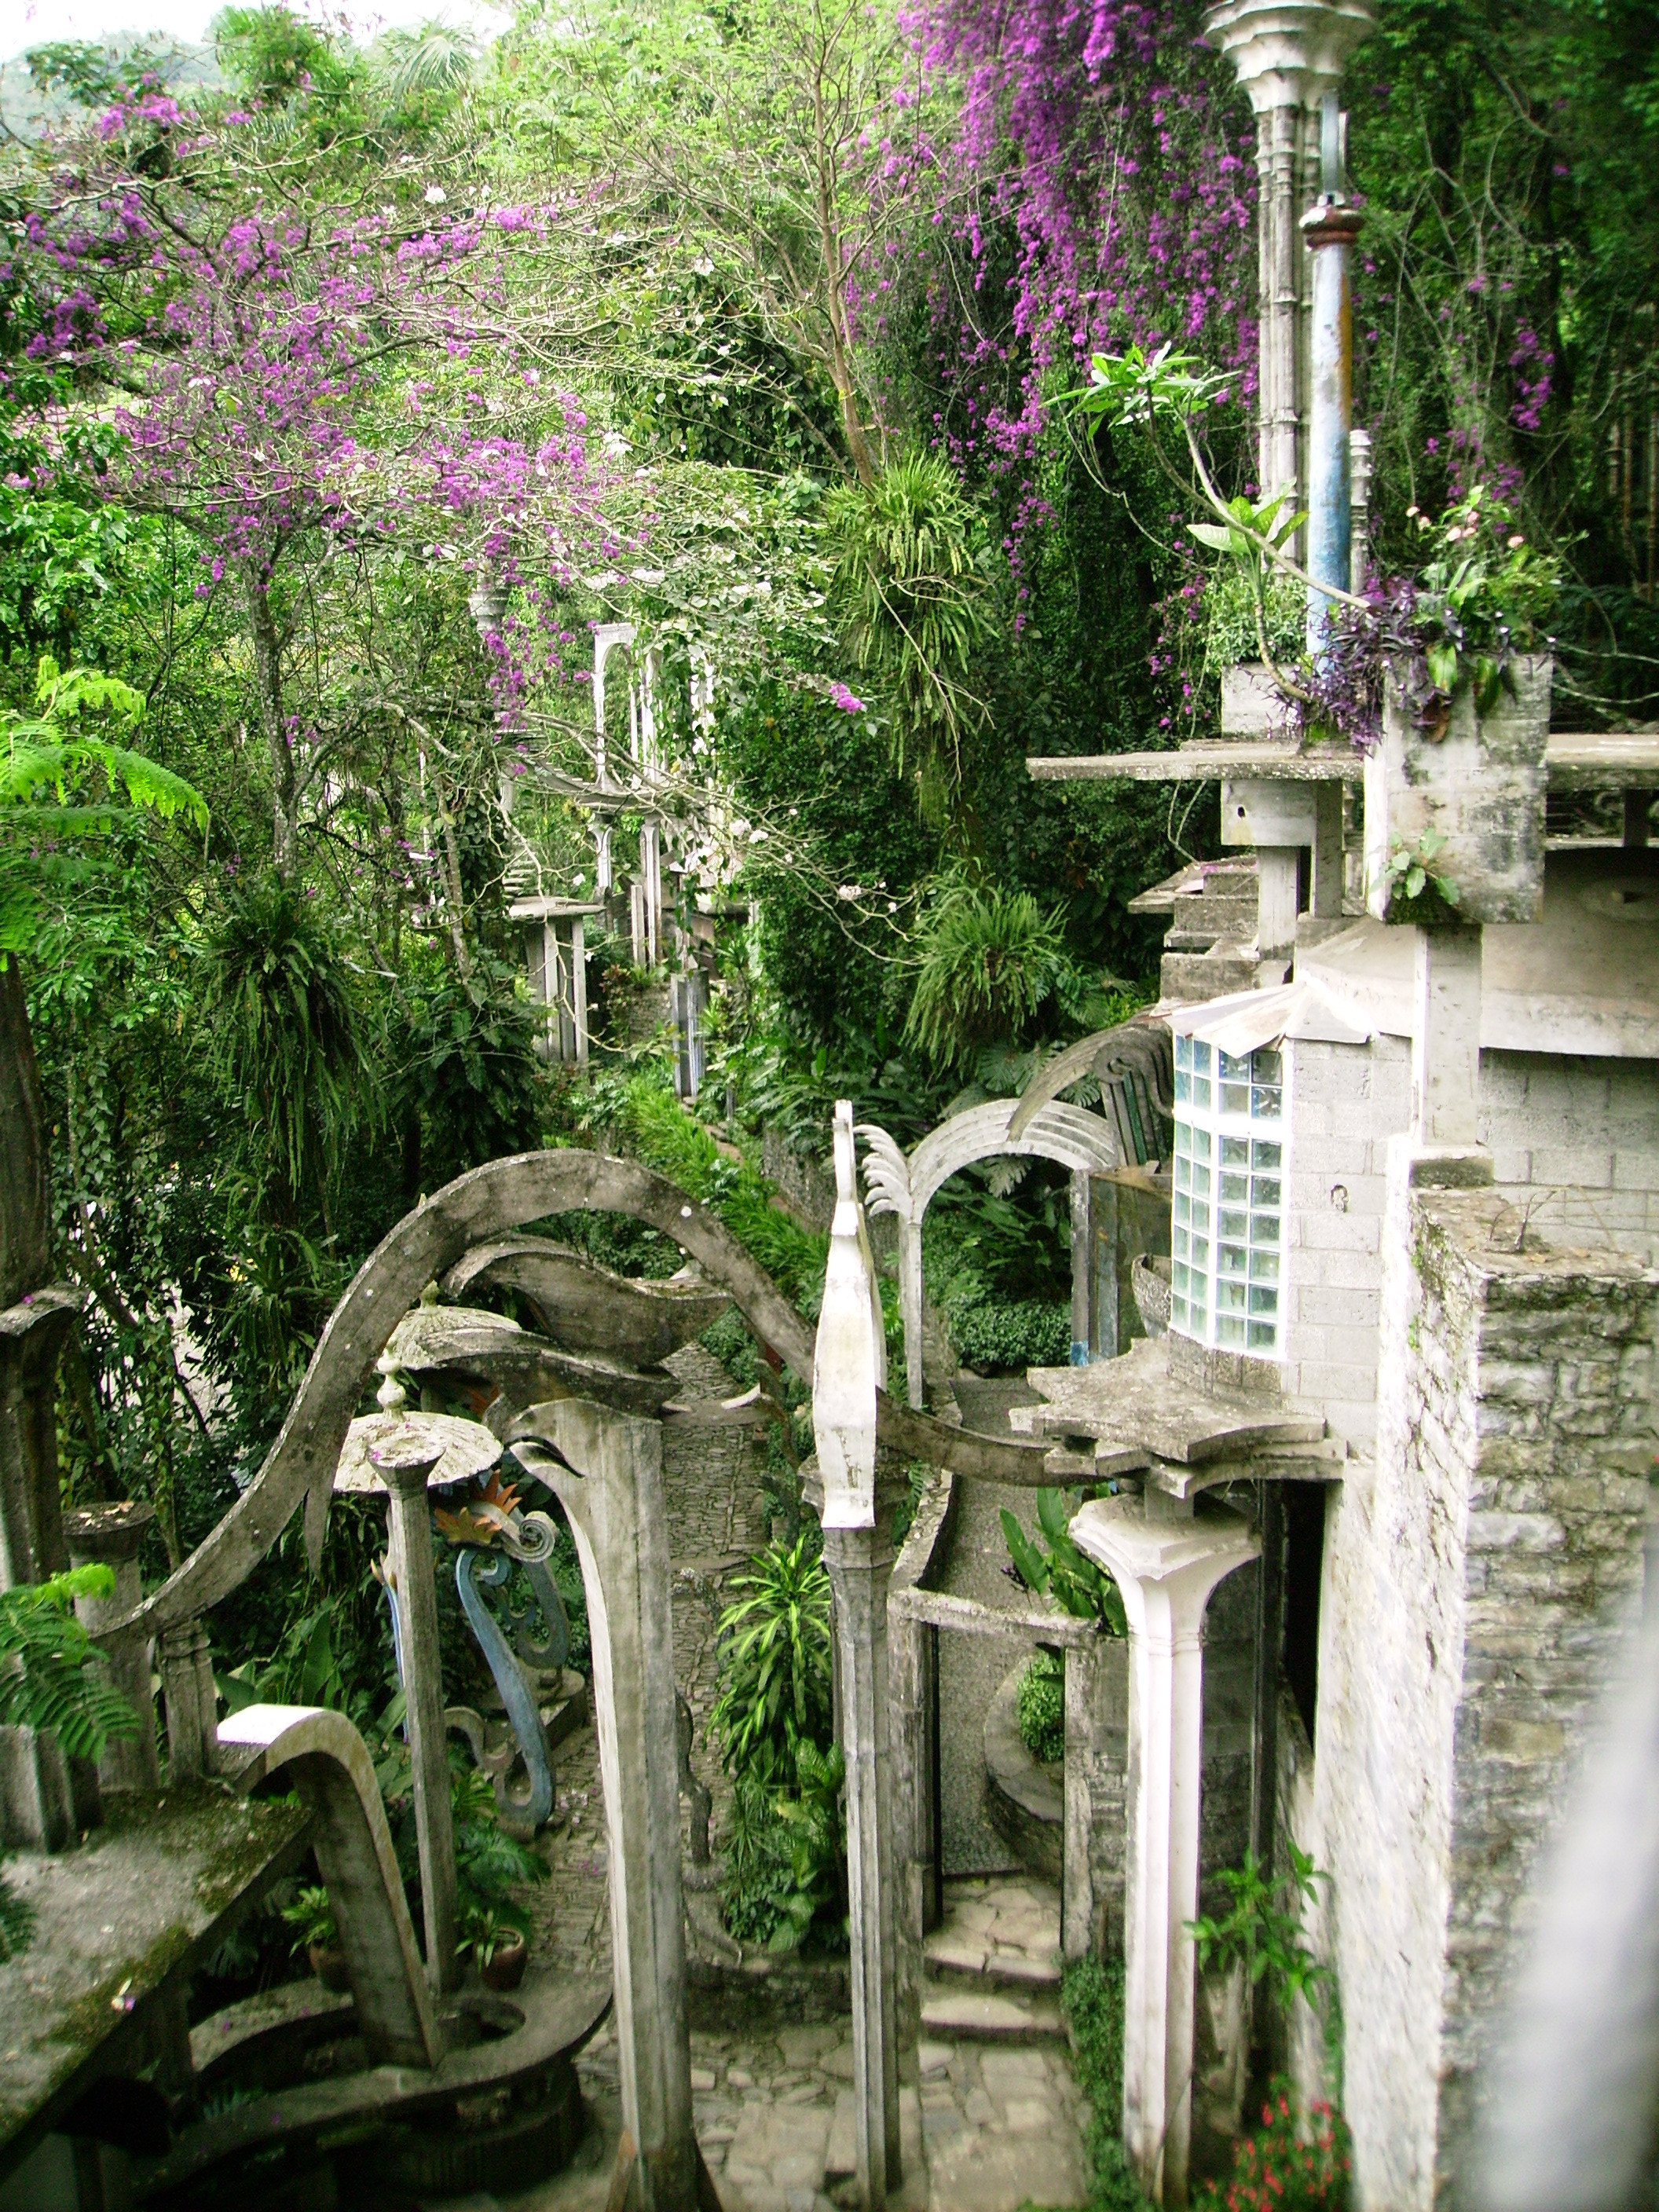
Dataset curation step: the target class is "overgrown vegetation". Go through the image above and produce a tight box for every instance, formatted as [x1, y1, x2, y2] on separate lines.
[710, 1533, 846, 1953]
[1059, 1957, 1151, 2212]
[1016, 1648, 1066, 1766]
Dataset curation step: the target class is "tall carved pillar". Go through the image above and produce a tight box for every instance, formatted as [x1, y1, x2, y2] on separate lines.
[1203, 2, 1376, 522]
[813, 1101, 902, 2210]
[1071, 1496, 1261, 2208]
[516, 1397, 705, 2210]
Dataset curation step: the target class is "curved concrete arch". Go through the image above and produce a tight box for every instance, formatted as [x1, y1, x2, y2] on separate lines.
[215, 1703, 442, 2069]
[857, 1098, 1122, 1409]
[101, 1148, 1056, 1650]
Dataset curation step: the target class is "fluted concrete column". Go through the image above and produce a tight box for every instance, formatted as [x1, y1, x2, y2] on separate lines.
[517, 1398, 703, 2210]
[1203, 2, 1376, 518]
[1071, 1496, 1261, 2207]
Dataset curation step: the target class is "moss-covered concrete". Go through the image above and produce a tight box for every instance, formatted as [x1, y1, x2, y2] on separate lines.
[0, 1782, 310, 2183]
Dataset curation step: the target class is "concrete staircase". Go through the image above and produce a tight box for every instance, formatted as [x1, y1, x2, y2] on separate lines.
[919, 1877, 1067, 2045]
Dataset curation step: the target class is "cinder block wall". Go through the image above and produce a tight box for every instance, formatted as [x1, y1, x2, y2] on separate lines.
[1307, 1181, 1654, 2212]
[1283, 1034, 1412, 1444]
[1283, 1040, 1659, 1445]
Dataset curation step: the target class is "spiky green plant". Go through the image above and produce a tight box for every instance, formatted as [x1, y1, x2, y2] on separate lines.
[206, 874, 375, 1210]
[903, 877, 1069, 1071]
[0, 1565, 141, 1760]
[824, 453, 999, 825]
[711, 1533, 834, 1788]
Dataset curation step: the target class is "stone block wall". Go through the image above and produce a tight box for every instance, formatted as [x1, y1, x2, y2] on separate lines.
[1282, 1039, 1659, 1445]
[1304, 1175, 1655, 2212]
[1063, 1637, 1129, 1962]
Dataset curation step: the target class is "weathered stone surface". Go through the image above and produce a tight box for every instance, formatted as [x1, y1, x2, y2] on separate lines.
[1298, 1174, 1657, 2212]
[443, 1237, 731, 1365]
[0, 1785, 309, 2177]
[1011, 1336, 1323, 1463]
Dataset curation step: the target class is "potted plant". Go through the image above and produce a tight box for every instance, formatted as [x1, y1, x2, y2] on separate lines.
[282, 1884, 350, 1993]
[459, 1903, 529, 1991]
[1361, 489, 1559, 925]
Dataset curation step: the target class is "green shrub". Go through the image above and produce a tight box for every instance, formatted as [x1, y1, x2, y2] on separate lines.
[953, 1297, 1070, 1372]
[711, 1533, 834, 1789]
[1016, 1650, 1066, 1765]
[1060, 1957, 1151, 2212]
[720, 1740, 847, 1954]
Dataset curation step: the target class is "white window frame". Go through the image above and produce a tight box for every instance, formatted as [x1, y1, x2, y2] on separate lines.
[1169, 1027, 1288, 1357]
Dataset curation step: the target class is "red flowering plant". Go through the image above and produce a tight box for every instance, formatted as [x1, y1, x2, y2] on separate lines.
[1192, 2078, 1352, 2212]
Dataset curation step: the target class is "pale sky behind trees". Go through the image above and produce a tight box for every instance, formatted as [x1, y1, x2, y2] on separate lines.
[0, 0, 509, 65]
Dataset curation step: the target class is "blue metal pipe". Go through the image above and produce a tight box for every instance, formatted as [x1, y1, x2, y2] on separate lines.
[1301, 104, 1362, 662]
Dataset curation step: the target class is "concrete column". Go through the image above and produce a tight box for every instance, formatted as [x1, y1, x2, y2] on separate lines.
[375, 1432, 461, 1995]
[812, 1099, 900, 2207]
[1411, 925, 1483, 1152]
[1071, 1496, 1261, 2208]
[521, 1399, 701, 2210]
[159, 1616, 216, 1783]
[1203, 1, 1376, 523]
[898, 1219, 924, 1412]
[1310, 782, 1346, 918]
[825, 1522, 903, 2209]
[1350, 426, 1372, 592]
[571, 915, 589, 1068]
[1257, 97, 1303, 511]
[0, 1288, 78, 1591]
[1257, 848, 1301, 960]
[64, 1502, 160, 1793]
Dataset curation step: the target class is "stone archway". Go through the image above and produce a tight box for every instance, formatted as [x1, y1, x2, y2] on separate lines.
[858, 1098, 1122, 1409]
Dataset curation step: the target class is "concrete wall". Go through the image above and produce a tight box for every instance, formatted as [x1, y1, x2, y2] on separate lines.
[1302, 1181, 1655, 2212]
[1283, 1039, 1659, 1445]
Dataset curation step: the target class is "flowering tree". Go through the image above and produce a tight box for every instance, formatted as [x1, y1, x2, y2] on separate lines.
[905, 0, 1258, 467]
[13, 92, 617, 875]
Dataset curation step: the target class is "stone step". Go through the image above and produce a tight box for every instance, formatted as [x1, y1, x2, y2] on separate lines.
[922, 1933, 1062, 1994]
[920, 1979, 1066, 2044]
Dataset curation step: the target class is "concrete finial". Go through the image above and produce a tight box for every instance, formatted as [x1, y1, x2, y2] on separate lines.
[813, 1102, 887, 1530]
[1203, 0, 1376, 113]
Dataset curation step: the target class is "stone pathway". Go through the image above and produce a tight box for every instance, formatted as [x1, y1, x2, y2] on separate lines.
[498, 1348, 1091, 2212]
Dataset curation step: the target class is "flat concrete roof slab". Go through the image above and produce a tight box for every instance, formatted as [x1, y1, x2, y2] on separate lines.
[1296, 850, 1659, 1057]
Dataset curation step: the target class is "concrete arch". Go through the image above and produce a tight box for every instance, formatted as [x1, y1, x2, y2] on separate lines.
[215, 1703, 442, 2069]
[857, 1099, 1122, 1409]
[101, 1149, 1057, 1654]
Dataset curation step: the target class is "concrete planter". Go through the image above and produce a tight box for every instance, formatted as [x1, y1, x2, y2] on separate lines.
[1364, 654, 1552, 925]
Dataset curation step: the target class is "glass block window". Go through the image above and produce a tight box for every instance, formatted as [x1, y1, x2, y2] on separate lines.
[1170, 1031, 1287, 1356]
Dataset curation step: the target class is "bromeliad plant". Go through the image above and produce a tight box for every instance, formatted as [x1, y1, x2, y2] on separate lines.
[1002, 1489, 1127, 1633]
[1377, 828, 1460, 921]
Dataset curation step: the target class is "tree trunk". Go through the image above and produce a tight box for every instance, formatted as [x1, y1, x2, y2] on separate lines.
[0, 960, 49, 1313]
[244, 566, 297, 877]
